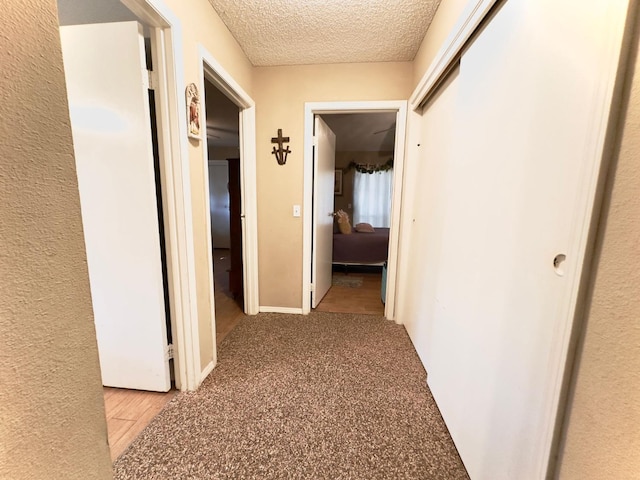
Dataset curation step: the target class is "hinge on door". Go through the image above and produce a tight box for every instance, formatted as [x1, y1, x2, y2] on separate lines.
[167, 343, 174, 360]
[313, 136, 318, 147]
[310, 283, 315, 292]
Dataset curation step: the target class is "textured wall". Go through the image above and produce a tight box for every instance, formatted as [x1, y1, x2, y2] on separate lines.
[0, 1, 112, 479]
[412, 0, 468, 89]
[557, 17, 640, 479]
[253, 62, 412, 309]
[163, 0, 253, 373]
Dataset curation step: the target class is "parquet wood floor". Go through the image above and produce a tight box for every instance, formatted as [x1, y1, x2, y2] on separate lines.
[103, 387, 175, 461]
[315, 271, 384, 315]
[212, 248, 244, 345]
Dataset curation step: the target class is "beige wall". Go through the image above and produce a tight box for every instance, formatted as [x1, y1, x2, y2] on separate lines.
[334, 151, 393, 217]
[0, 1, 112, 479]
[163, 0, 253, 371]
[557, 18, 640, 478]
[412, 0, 469, 88]
[253, 62, 412, 308]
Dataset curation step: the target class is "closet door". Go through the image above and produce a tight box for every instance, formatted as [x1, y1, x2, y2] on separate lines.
[417, 1, 630, 478]
[402, 68, 461, 371]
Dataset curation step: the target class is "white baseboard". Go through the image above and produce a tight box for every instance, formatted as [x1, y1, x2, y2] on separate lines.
[259, 306, 304, 314]
[200, 360, 216, 383]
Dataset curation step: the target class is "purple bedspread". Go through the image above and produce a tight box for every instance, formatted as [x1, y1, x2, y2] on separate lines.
[332, 228, 389, 264]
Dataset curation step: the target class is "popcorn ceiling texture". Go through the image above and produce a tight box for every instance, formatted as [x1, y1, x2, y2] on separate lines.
[0, 1, 112, 479]
[208, 0, 443, 66]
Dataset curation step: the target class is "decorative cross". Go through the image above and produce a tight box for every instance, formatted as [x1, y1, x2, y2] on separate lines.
[271, 129, 291, 165]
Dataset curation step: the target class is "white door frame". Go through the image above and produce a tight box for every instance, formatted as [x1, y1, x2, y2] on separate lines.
[121, 0, 200, 391]
[302, 101, 408, 320]
[198, 45, 259, 378]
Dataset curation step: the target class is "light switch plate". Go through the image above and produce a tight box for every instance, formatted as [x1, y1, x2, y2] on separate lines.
[293, 205, 301, 217]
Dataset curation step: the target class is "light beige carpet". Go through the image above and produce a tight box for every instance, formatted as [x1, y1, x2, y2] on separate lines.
[114, 312, 469, 479]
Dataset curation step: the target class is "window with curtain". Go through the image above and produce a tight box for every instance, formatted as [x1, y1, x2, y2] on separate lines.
[353, 170, 393, 227]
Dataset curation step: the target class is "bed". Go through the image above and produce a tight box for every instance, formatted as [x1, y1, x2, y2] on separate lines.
[332, 227, 390, 265]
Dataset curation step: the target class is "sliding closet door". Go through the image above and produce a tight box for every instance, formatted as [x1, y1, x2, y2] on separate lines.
[410, 1, 630, 478]
[401, 68, 460, 372]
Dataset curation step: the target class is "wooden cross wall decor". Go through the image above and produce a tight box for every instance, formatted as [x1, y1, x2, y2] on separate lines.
[271, 129, 291, 165]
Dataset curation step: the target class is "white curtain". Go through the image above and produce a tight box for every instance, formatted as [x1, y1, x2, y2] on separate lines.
[353, 170, 393, 227]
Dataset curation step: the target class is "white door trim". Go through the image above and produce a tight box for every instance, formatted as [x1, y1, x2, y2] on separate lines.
[302, 101, 408, 320]
[121, 0, 200, 391]
[410, 0, 500, 111]
[198, 45, 259, 376]
[406, 0, 632, 476]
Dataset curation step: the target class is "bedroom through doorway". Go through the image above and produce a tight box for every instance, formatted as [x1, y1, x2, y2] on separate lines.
[313, 112, 397, 316]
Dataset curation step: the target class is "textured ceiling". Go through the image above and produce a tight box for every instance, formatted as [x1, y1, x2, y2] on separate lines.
[207, 0, 443, 66]
[57, 0, 137, 26]
[322, 113, 396, 151]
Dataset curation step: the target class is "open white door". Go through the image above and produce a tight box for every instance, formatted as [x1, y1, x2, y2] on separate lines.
[311, 116, 336, 308]
[60, 21, 171, 392]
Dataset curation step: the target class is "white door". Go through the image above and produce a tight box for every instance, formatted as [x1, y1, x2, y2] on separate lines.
[60, 21, 171, 392]
[208, 161, 231, 249]
[410, 1, 629, 478]
[311, 116, 336, 308]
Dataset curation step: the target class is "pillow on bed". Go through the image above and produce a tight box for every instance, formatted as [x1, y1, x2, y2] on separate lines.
[335, 209, 352, 234]
[354, 222, 375, 233]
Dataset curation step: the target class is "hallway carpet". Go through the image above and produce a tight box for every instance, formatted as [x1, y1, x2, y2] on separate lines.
[114, 312, 469, 479]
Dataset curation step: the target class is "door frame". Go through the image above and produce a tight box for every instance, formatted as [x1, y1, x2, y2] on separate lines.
[302, 101, 408, 320]
[199, 45, 259, 378]
[121, 0, 200, 391]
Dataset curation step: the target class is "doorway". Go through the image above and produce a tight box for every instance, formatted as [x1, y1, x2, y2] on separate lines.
[313, 112, 397, 316]
[203, 79, 244, 345]
[302, 101, 408, 320]
[198, 46, 261, 370]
